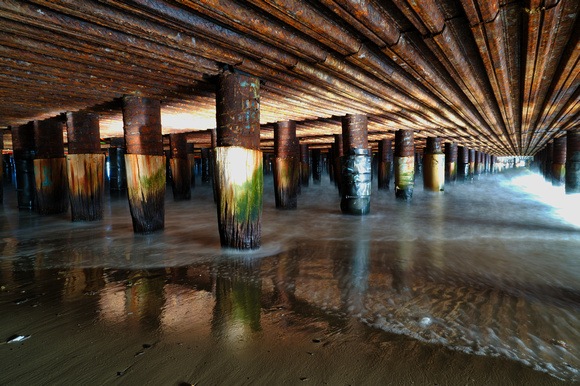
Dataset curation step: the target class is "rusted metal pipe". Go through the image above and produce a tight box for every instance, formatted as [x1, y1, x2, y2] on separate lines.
[457, 146, 469, 181]
[445, 142, 458, 183]
[394, 130, 414, 200]
[274, 120, 299, 209]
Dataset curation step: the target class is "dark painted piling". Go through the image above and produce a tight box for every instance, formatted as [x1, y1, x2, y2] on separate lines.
[214, 71, 262, 250]
[423, 137, 445, 192]
[474, 150, 482, 179]
[552, 137, 566, 186]
[65, 111, 104, 221]
[378, 139, 393, 190]
[312, 149, 321, 183]
[468, 149, 476, 181]
[109, 137, 127, 191]
[201, 147, 211, 184]
[170, 133, 191, 200]
[333, 134, 344, 191]
[0, 133, 3, 204]
[122, 96, 165, 234]
[445, 143, 457, 183]
[341, 114, 371, 215]
[565, 129, 580, 194]
[11, 122, 36, 209]
[394, 130, 414, 200]
[274, 120, 299, 210]
[457, 146, 469, 181]
[300, 143, 310, 187]
[34, 117, 68, 215]
[187, 142, 196, 187]
[545, 142, 554, 181]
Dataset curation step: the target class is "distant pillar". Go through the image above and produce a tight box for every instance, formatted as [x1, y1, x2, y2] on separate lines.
[34, 117, 68, 215]
[377, 139, 393, 190]
[423, 137, 445, 192]
[214, 72, 262, 250]
[394, 130, 414, 200]
[468, 149, 476, 181]
[474, 150, 482, 179]
[0, 132, 3, 204]
[201, 147, 211, 184]
[122, 96, 165, 234]
[169, 133, 191, 200]
[12, 122, 36, 210]
[490, 154, 496, 173]
[333, 134, 344, 191]
[187, 142, 196, 187]
[552, 137, 566, 186]
[300, 143, 310, 187]
[565, 129, 580, 194]
[445, 142, 457, 183]
[65, 111, 105, 221]
[457, 146, 468, 182]
[341, 114, 371, 215]
[273, 120, 299, 210]
[109, 137, 127, 191]
[545, 142, 554, 181]
[312, 149, 321, 183]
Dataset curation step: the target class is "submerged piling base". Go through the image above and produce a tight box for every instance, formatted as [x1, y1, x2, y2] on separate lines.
[170, 158, 191, 200]
[66, 154, 105, 221]
[340, 151, 371, 215]
[274, 157, 299, 209]
[424, 154, 445, 192]
[395, 156, 414, 200]
[214, 146, 263, 250]
[34, 158, 68, 215]
[125, 154, 165, 234]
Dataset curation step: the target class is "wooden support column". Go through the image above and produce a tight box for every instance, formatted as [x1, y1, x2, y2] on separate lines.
[169, 133, 191, 200]
[333, 134, 344, 191]
[122, 96, 165, 234]
[394, 130, 414, 200]
[457, 146, 469, 181]
[300, 143, 310, 187]
[377, 139, 393, 190]
[11, 123, 36, 210]
[341, 114, 371, 215]
[274, 120, 299, 210]
[187, 143, 196, 187]
[552, 137, 566, 186]
[423, 137, 445, 192]
[109, 137, 127, 191]
[468, 149, 476, 181]
[566, 129, 580, 194]
[65, 111, 104, 221]
[445, 142, 457, 183]
[214, 71, 262, 250]
[312, 149, 322, 183]
[34, 117, 68, 215]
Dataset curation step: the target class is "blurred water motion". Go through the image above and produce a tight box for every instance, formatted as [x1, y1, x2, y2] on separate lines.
[1, 169, 579, 383]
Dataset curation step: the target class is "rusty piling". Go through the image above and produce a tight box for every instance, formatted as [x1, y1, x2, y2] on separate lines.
[394, 130, 415, 200]
[12, 122, 36, 210]
[109, 137, 127, 191]
[445, 143, 458, 183]
[34, 117, 68, 215]
[468, 149, 476, 181]
[378, 139, 393, 190]
[457, 146, 469, 181]
[170, 133, 191, 200]
[423, 137, 445, 192]
[214, 71, 262, 250]
[544, 142, 554, 182]
[274, 120, 299, 210]
[341, 114, 371, 215]
[65, 111, 104, 221]
[122, 96, 165, 234]
[300, 143, 310, 187]
[333, 134, 344, 191]
[312, 149, 322, 183]
[552, 137, 566, 187]
[565, 129, 580, 194]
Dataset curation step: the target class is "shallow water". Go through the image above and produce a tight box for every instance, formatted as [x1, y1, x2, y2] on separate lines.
[1, 168, 579, 384]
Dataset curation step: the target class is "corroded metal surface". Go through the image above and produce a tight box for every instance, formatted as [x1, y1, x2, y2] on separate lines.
[34, 117, 65, 159]
[275, 121, 298, 159]
[66, 111, 101, 155]
[342, 114, 369, 154]
[122, 96, 163, 156]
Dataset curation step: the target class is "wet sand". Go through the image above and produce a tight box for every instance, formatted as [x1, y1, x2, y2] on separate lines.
[1, 170, 579, 385]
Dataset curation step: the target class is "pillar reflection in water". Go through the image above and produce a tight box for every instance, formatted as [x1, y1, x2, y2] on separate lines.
[212, 258, 262, 343]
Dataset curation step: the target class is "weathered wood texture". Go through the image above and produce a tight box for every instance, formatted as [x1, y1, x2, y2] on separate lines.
[214, 147, 263, 250]
[34, 157, 68, 215]
[125, 154, 165, 233]
[66, 154, 104, 221]
[273, 157, 299, 209]
[170, 158, 191, 200]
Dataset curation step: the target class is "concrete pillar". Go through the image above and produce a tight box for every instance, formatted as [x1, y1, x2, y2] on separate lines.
[12, 123, 36, 210]
[445, 142, 457, 183]
[468, 149, 476, 181]
[423, 137, 445, 192]
[341, 114, 371, 215]
[34, 117, 68, 215]
[333, 134, 344, 191]
[214, 72, 262, 250]
[377, 139, 393, 190]
[273, 120, 299, 210]
[394, 130, 414, 200]
[169, 133, 191, 200]
[109, 137, 127, 191]
[300, 143, 310, 187]
[565, 129, 580, 194]
[65, 111, 105, 221]
[122, 96, 165, 234]
[312, 149, 321, 183]
[552, 137, 566, 187]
